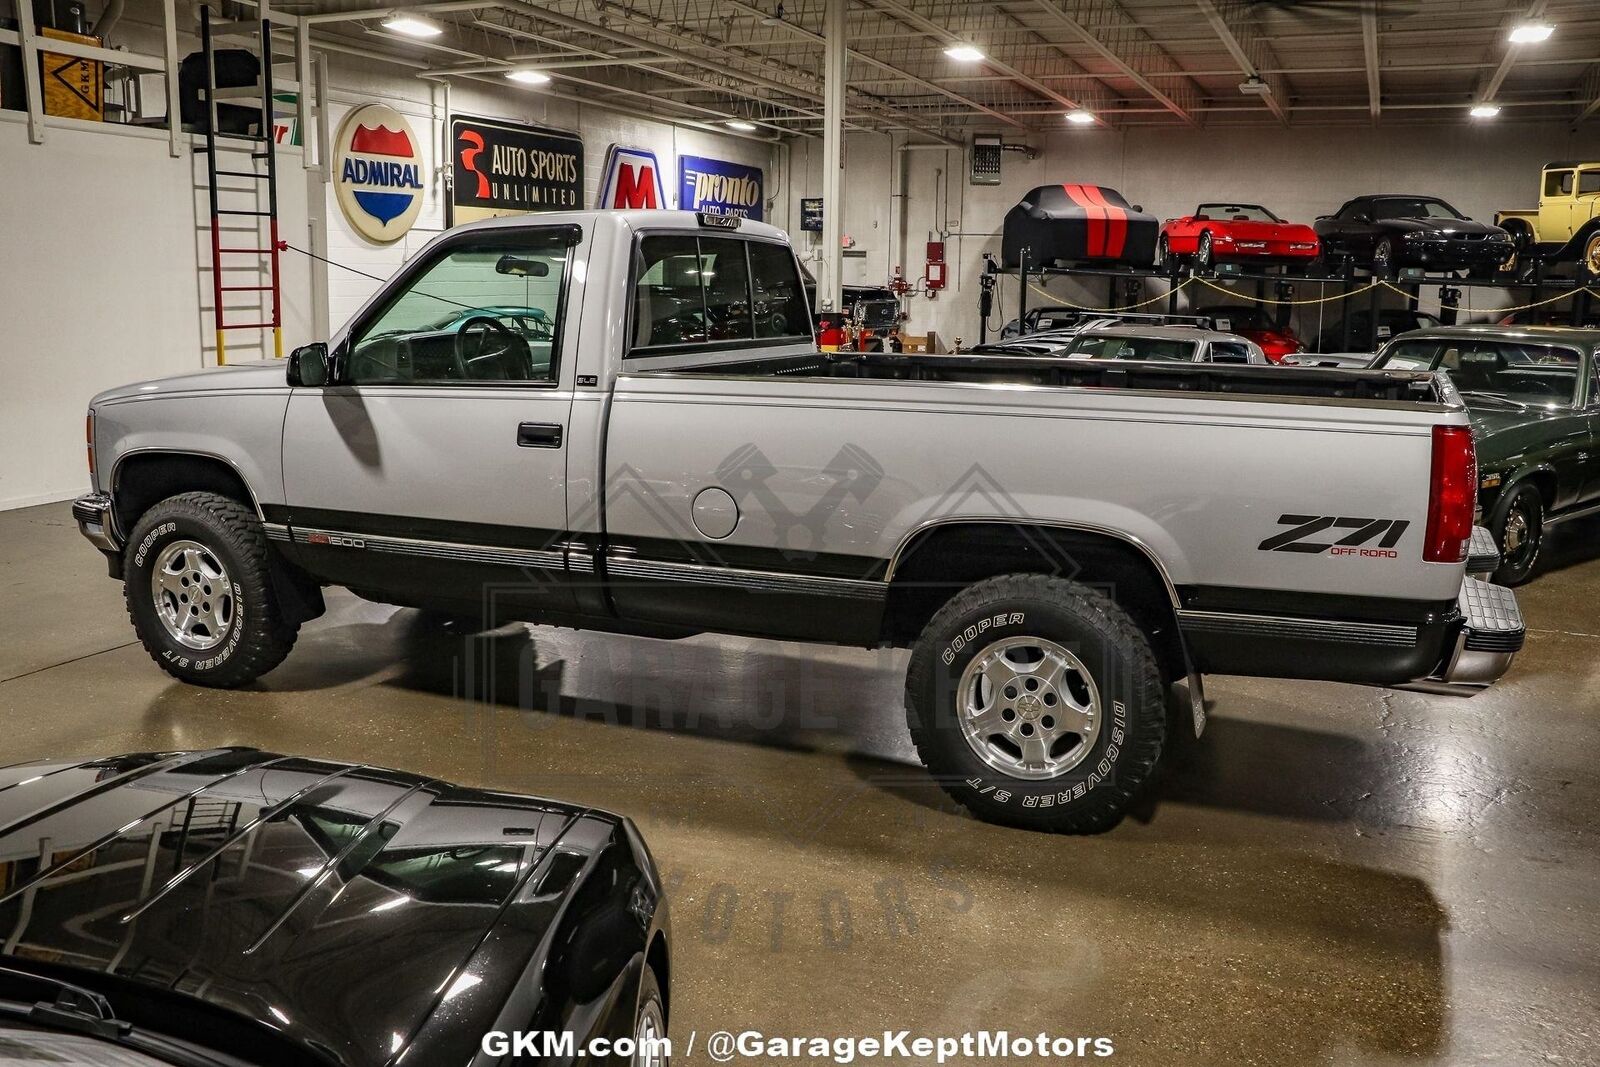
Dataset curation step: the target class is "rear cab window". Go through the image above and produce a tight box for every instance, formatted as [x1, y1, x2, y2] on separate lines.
[629, 232, 811, 358]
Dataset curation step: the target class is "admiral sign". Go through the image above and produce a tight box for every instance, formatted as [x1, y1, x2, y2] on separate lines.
[449, 115, 584, 226]
[597, 144, 666, 210]
[678, 155, 764, 221]
[333, 103, 424, 243]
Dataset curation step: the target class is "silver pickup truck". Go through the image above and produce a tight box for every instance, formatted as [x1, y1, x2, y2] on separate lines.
[74, 210, 1524, 833]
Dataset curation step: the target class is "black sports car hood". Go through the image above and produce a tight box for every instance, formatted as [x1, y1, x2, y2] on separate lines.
[1382, 217, 1505, 236]
[0, 750, 610, 1067]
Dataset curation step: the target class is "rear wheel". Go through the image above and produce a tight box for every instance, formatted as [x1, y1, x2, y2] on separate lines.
[123, 492, 298, 687]
[1491, 484, 1544, 586]
[905, 574, 1166, 834]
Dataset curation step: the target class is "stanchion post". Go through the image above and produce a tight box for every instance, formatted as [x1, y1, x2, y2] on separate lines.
[1018, 248, 1030, 336]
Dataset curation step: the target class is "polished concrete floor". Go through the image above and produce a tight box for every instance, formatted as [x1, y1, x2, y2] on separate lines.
[2, 500, 1598, 1066]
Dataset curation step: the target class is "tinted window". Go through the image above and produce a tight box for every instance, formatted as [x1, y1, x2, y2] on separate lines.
[1208, 341, 1254, 363]
[348, 231, 568, 384]
[747, 240, 809, 341]
[1371, 197, 1465, 220]
[1337, 200, 1370, 221]
[1580, 171, 1600, 196]
[632, 235, 808, 352]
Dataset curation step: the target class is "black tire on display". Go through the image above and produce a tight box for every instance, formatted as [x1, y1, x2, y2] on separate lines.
[905, 574, 1167, 834]
[1196, 231, 1214, 271]
[1490, 483, 1544, 587]
[633, 964, 669, 1067]
[123, 491, 299, 688]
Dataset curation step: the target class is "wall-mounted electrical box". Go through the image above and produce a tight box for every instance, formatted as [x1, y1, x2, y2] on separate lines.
[970, 134, 1002, 185]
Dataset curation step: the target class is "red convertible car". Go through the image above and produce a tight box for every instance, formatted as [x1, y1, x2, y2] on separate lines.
[1157, 203, 1319, 269]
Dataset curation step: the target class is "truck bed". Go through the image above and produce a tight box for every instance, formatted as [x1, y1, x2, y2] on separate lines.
[649, 350, 1451, 407]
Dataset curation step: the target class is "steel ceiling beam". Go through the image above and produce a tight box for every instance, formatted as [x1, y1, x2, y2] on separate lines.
[716, 0, 1026, 132]
[1476, 0, 1550, 103]
[1193, 0, 1289, 125]
[1362, 0, 1381, 122]
[1029, 0, 1200, 127]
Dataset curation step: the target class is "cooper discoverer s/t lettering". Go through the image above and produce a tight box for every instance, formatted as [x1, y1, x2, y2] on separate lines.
[75, 210, 1525, 833]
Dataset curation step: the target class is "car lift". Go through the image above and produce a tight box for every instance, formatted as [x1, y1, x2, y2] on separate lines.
[989, 247, 1597, 351]
[197, 4, 283, 365]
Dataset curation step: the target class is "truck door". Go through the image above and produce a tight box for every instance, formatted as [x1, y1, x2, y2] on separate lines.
[1573, 168, 1600, 241]
[1540, 168, 1574, 241]
[279, 225, 582, 619]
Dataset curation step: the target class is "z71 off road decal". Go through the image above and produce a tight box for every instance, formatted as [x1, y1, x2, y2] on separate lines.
[1258, 514, 1410, 558]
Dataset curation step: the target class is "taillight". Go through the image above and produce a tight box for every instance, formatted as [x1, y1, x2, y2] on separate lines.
[1425, 424, 1476, 563]
[85, 410, 96, 479]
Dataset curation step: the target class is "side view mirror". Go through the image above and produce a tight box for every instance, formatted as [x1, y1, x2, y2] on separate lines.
[1131, 204, 1144, 213]
[1316, 215, 1332, 222]
[287, 342, 330, 387]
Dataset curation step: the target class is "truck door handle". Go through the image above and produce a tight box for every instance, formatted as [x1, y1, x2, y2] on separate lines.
[517, 422, 563, 449]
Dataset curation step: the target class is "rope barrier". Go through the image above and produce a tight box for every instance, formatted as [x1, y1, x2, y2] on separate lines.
[1378, 280, 1600, 316]
[1026, 275, 1192, 312]
[1191, 275, 1383, 306]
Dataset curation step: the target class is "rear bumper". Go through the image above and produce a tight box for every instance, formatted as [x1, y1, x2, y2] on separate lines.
[1432, 577, 1525, 687]
[72, 492, 120, 553]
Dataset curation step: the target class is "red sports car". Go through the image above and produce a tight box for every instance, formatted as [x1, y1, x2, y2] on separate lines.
[1192, 304, 1302, 362]
[1157, 203, 1320, 269]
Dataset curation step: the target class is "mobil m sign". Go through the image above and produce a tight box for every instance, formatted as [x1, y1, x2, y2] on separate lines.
[334, 103, 424, 243]
[597, 144, 666, 210]
[679, 155, 764, 221]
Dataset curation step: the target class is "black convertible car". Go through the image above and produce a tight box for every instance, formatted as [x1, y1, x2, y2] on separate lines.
[1001, 184, 1159, 269]
[1314, 194, 1513, 275]
[0, 749, 670, 1066]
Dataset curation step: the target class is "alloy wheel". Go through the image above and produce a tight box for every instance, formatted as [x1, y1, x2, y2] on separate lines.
[956, 636, 1101, 780]
[150, 539, 234, 650]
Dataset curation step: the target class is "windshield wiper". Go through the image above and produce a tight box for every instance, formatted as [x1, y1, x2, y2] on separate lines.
[0, 966, 129, 1040]
[1458, 390, 1532, 408]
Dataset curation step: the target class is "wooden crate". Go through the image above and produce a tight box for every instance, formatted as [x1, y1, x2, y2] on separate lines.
[40, 28, 102, 121]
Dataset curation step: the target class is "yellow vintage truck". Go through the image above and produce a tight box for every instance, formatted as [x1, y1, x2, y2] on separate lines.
[1496, 160, 1600, 274]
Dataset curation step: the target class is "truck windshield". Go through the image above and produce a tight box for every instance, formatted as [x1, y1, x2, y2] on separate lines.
[1377, 339, 1579, 407]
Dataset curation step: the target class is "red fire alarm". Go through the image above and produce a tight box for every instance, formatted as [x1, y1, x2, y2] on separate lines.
[925, 241, 947, 291]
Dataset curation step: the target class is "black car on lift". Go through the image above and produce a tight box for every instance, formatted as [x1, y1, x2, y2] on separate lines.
[1315, 195, 1513, 276]
[0, 749, 670, 1067]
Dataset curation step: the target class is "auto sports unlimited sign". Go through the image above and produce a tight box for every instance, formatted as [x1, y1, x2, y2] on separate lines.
[449, 115, 584, 225]
[333, 103, 425, 243]
[678, 155, 764, 221]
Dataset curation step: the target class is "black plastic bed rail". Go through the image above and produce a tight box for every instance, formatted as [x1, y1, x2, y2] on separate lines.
[668, 351, 1448, 405]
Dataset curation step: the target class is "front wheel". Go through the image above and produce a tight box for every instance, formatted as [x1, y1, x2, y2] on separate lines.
[1491, 484, 1544, 586]
[905, 574, 1167, 834]
[1196, 231, 1215, 271]
[632, 965, 669, 1067]
[123, 492, 299, 687]
[1372, 237, 1395, 276]
[1153, 235, 1169, 270]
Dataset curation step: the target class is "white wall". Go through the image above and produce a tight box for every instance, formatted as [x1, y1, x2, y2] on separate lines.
[789, 121, 1600, 347]
[0, 9, 774, 510]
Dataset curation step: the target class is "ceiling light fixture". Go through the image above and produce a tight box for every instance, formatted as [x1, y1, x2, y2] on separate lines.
[382, 14, 443, 38]
[505, 69, 551, 85]
[726, 119, 758, 132]
[1508, 21, 1554, 44]
[759, 1, 785, 26]
[1469, 103, 1501, 118]
[1065, 109, 1096, 125]
[944, 44, 984, 62]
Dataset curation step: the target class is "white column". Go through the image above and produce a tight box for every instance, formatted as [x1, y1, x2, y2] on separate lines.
[820, 0, 846, 313]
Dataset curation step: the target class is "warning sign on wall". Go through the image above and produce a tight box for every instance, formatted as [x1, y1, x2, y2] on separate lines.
[40, 29, 103, 122]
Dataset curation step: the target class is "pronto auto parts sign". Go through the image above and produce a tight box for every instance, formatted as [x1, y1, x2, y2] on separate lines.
[333, 103, 424, 243]
[449, 114, 584, 225]
[679, 155, 764, 221]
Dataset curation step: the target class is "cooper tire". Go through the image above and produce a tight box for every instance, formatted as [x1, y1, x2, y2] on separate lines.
[905, 574, 1166, 834]
[1490, 484, 1544, 586]
[123, 491, 299, 688]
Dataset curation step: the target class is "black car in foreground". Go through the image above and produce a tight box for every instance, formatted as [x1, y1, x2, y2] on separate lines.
[1315, 195, 1512, 275]
[0, 749, 670, 1067]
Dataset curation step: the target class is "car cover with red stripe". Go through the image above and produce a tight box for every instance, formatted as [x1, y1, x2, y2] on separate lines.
[1001, 184, 1159, 268]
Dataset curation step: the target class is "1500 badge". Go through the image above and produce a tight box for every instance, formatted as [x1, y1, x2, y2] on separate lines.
[1258, 514, 1409, 558]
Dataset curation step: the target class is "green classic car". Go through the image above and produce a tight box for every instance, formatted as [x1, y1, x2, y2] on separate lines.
[1370, 325, 1600, 584]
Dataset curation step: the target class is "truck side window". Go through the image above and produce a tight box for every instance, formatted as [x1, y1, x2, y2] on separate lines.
[346, 230, 570, 385]
[1580, 171, 1600, 196]
[1546, 170, 1575, 197]
[630, 235, 810, 353]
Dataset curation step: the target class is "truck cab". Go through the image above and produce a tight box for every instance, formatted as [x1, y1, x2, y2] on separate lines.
[1497, 160, 1600, 273]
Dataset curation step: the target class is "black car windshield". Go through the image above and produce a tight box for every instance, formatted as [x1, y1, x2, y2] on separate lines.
[1072, 334, 1198, 362]
[1196, 204, 1279, 222]
[1371, 197, 1466, 220]
[1375, 339, 1580, 406]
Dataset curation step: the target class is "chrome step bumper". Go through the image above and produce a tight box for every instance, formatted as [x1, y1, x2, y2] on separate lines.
[1466, 525, 1500, 578]
[1436, 576, 1524, 687]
